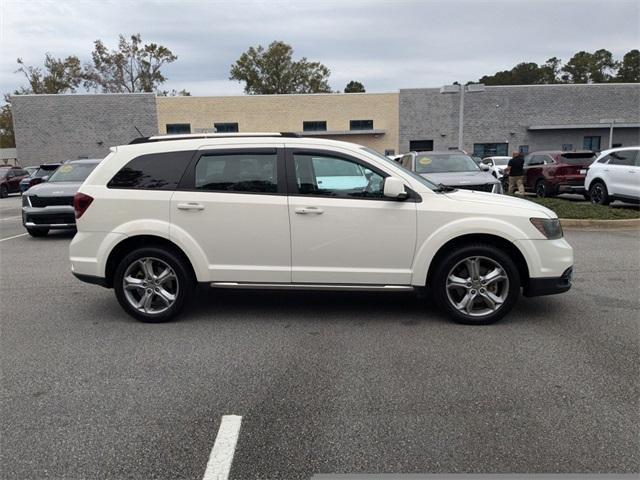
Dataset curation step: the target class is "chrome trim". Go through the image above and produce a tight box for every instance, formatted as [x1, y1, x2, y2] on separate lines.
[210, 282, 414, 292]
[25, 222, 75, 227]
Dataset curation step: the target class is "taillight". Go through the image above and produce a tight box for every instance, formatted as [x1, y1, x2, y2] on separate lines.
[73, 192, 94, 219]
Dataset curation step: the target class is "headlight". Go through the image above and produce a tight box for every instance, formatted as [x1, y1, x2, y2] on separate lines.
[22, 195, 31, 207]
[530, 217, 563, 239]
[498, 168, 504, 174]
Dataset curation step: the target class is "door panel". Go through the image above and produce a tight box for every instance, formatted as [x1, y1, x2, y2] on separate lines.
[286, 149, 417, 285]
[170, 147, 291, 283]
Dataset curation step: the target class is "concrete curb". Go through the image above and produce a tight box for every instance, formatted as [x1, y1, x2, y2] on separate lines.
[560, 218, 640, 229]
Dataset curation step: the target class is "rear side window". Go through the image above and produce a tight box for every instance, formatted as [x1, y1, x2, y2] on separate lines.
[194, 152, 278, 193]
[108, 151, 193, 190]
[559, 153, 596, 165]
[608, 150, 638, 166]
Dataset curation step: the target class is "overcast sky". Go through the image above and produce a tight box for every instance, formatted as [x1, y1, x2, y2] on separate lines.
[1, 0, 638, 96]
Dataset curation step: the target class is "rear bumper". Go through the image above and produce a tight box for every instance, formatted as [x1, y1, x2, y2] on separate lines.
[72, 271, 109, 288]
[558, 184, 586, 194]
[524, 267, 573, 297]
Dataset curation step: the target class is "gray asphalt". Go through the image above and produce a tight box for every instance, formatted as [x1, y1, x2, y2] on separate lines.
[1, 198, 639, 479]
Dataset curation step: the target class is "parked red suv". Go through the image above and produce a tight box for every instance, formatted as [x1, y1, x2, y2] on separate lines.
[0, 166, 30, 198]
[523, 150, 596, 198]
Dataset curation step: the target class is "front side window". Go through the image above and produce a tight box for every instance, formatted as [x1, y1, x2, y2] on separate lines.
[48, 162, 98, 182]
[194, 152, 277, 193]
[214, 123, 239, 133]
[293, 153, 384, 198]
[108, 151, 193, 190]
[350, 119, 374, 131]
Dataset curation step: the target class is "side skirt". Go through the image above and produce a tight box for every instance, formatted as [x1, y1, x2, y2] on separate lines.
[209, 282, 415, 292]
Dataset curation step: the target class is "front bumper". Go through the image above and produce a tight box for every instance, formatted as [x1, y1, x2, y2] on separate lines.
[524, 267, 573, 297]
[22, 206, 76, 229]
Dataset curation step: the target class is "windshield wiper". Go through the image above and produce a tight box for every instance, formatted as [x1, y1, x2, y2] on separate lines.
[434, 183, 457, 193]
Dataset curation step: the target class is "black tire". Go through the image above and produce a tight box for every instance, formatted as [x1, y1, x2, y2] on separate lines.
[535, 179, 553, 198]
[0, 185, 7, 198]
[114, 246, 194, 323]
[26, 227, 49, 237]
[431, 243, 521, 325]
[588, 180, 611, 206]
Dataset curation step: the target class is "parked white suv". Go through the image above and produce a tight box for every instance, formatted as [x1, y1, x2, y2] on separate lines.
[70, 134, 573, 325]
[584, 146, 640, 205]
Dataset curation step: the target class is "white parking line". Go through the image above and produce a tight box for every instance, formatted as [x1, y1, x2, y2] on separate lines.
[0, 216, 22, 222]
[0, 233, 28, 242]
[202, 415, 242, 480]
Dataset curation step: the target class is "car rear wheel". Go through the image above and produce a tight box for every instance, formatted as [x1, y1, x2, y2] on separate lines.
[431, 244, 520, 325]
[26, 227, 49, 237]
[589, 181, 610, 206]
[0, 185, 7, 198]
[535, 179, 552, 198]
[114, 247, 194, 323]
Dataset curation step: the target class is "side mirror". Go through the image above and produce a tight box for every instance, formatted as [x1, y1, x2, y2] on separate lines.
[479, 164, 490, 171]
[383, 176, 407, 199]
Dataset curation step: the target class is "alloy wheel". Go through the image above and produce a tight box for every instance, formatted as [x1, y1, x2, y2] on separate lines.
[446, 256, 509, 317]
[590, 184, 604, 204]
[122, 257, 179, 315]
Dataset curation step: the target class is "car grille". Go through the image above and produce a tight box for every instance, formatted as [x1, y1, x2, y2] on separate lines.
[27, 213, 75, 225]
[456, 183, 494, 193]
[28, 196, 74, 207]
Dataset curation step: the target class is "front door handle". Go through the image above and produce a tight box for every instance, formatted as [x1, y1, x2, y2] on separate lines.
[295, 207, 324, 215]
[177, 202, 205, 211]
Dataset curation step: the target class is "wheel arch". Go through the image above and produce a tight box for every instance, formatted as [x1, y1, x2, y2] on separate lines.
[104, 235, 198, 288]
[422, 233, 530, 290]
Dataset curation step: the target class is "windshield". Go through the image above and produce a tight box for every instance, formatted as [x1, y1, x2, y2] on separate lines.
[415, 153, 479, 173]
[360, 147, 437, 190]
[48, 163, 98, 182]
[34, 166, 59, 178]
[492, 158, 510, 166]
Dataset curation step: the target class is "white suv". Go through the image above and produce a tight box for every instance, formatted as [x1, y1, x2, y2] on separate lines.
[70, 134, 573, 325]
[584, 146, 640, 205]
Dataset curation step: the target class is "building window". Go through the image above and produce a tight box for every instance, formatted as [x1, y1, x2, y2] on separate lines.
[384, 149, 395, 156]
[166, 123, 191, 134]
[409, 140, 433, 151]
[214, 122, 239, 133]
[303, 121, 327, 132]
[612, 143, 622, 148]
[562, 144, 573, 151]
[583, 136, 601, 151]
[350, 119, 374, 131]
[518, 145, 529, 154]
[473, 143, 508, 157]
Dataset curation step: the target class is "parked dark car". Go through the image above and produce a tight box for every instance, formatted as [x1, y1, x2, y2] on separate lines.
[523, 150, 596, 198]
[22, 159, 101, 236]
[399, 151, 503, 193]
[19, 163, 62, 193]
[0, 166, 30, 198]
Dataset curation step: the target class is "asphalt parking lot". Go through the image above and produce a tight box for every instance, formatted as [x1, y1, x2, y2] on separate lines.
[1, 193, 639, 479]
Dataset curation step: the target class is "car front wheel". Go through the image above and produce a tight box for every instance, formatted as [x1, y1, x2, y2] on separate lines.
[114, 247, 194, 323]
[432, 244, 520, 325]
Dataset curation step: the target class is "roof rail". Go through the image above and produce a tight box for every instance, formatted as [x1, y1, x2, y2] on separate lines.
[128, 132, 302, 145]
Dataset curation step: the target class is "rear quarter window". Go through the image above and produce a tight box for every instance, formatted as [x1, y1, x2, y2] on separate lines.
[107, 151, 194, 190]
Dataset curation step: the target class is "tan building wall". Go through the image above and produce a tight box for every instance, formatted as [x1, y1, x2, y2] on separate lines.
[156, 93, 399, 154]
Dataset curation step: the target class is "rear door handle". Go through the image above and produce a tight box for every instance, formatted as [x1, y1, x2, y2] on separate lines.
[177, 202, 205, 211]
[295, 207, 324, 215]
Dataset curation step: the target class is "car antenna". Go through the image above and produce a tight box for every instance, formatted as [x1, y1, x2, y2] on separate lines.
[133, 125, 144, 137]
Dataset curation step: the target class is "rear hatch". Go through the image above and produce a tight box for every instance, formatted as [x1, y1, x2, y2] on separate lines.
[556, 152, 597, 177]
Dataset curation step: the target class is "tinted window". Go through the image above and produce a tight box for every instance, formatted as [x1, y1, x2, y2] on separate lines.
[108, 151, 193, 190]
[194, 152, 277, 193]
[293, 153, 384, 198]
[303, 121, 327, 132]
[166, 123, 191, 134]
[34, 166, 59, 177]
[608, 150, 637, 166]
[350, 120, 373, 131]
[214, 123, 239, 133]
[48, 162, 99, 182]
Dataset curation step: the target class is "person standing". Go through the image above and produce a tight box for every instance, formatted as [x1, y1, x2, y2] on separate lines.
[506, 151, 525, 195]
